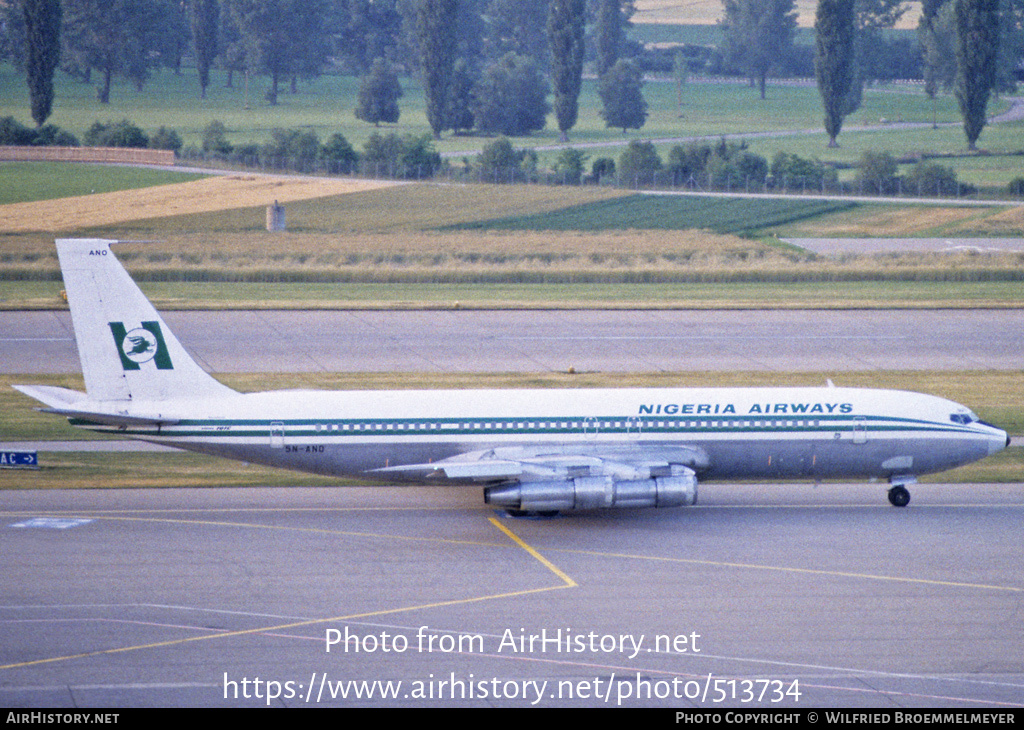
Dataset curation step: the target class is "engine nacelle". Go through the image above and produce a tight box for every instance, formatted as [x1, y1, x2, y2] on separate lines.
[484, 471, 697, 511]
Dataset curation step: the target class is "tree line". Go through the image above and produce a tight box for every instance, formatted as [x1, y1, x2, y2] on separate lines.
[1, 0, 1020, 150]
[1, 0, 646, 140]
[721, 0, 1019, 149]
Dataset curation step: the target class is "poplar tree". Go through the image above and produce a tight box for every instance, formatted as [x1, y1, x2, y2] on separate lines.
[919, 0, 954, 100]
[23, 0, 62, 126]
[814, 0, 857, 148]
[955, 0, 1000, 150]
[595, 0, 624, 76]
[995, 0, 1024, 94]
[191, 0, 219, 99]
[416, 0, 458, 139]
[445, 58, 476, 135]
[548, 0, 585, 142]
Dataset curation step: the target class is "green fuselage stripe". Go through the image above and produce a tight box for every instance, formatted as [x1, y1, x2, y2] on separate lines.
[69, 413, 975, 440]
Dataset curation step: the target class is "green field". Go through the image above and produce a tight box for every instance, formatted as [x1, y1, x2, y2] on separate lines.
[628, 22, 727, 46]
[2, 181, 1023, 310]
[445, 195, 858, 234]
[0, 163, 207, 205]
[1, 55, 1022, 311]
[5, 277, 1024, 312]
[1, 60, 1021, 193]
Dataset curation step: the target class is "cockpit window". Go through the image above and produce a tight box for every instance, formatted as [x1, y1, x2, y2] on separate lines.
[950, 412, 979, 425]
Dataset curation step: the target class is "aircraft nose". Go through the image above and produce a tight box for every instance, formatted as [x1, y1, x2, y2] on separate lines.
[990, 429, 1010, 455]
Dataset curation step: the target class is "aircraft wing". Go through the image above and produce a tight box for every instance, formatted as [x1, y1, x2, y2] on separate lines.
[370, 444, 710, 482]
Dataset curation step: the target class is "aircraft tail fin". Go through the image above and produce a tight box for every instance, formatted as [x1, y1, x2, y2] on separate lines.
[55, 239, 236, 402]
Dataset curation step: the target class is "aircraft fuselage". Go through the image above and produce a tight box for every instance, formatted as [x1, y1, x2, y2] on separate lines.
[17, 239, 1010, 512]
[69, 385, 1007, 485]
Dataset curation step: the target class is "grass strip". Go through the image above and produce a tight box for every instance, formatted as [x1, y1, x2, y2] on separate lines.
[0, 452, 349, 490]
[0, 162, 208, 205]
[4, 279, 1024, 311]
[1, 442, 1018, 491]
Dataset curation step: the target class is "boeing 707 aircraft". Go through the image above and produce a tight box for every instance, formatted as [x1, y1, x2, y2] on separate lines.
[15, 239, 1010, 512]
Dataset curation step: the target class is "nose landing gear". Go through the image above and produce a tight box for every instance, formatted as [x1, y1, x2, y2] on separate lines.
[887, 485, 911, 507]
[887, 476, 916, 507]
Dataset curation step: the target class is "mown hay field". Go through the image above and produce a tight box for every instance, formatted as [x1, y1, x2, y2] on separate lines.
[0, 173, 398, 232]
[632, 0, 923, 29]
[1, 175, 1022, 309]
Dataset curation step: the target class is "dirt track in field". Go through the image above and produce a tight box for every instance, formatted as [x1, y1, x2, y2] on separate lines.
[0, 175, 399, 233]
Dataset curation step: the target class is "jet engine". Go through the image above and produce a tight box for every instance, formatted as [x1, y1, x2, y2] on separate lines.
[484, 470, 697, 511]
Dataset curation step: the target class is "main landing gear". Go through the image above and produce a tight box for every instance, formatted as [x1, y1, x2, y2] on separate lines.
[506, 509, 560, 518]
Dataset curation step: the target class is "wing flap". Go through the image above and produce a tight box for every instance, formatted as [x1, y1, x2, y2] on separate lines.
[369, 444, 710, 483]
[371, 460, 524, 480]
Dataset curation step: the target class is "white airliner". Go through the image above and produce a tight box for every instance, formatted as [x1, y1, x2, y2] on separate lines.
[15, 239, 1010, 512]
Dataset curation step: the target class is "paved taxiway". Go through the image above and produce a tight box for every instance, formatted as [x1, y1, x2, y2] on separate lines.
[786, 238, 1024, 255]
[3, 307, 1022, 708]
[2, 483, 1022, 708]
[3, 308, 1024, 373]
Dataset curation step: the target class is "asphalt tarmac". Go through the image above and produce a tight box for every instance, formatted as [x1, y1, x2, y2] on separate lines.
[786, 238, 1024, 255]
[3, 308, 1022, 709]
[3, 308, 1024, 374]
[1, 482, 1023, 709]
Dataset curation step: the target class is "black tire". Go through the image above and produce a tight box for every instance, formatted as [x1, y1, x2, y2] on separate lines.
[506, 509, 560, 518]
[888, 486, 911, 507]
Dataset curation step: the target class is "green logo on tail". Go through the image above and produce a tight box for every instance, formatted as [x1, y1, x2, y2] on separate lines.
[109, 321, 173, 370]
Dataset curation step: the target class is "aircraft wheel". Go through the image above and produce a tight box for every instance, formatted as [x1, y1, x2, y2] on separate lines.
[505, 509, 560, 518]
[888, 485, 911, 508]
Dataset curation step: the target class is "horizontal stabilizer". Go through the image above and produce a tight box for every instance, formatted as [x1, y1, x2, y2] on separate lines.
[12, 384, 89, 409]
[37, 408, 179, 428]
[12, 384, 178, 428]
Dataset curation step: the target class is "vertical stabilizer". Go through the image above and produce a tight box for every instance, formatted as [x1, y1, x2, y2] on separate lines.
[56, 239, 236, 402]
